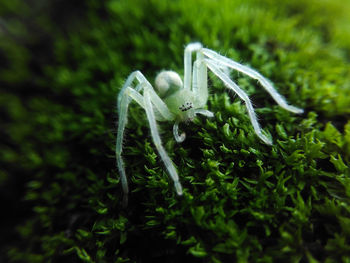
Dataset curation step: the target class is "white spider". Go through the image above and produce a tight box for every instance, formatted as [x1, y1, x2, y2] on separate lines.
[116, 42, 303, 204]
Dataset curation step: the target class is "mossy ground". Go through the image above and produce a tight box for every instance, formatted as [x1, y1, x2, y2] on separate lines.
[1, 0, 350, 262]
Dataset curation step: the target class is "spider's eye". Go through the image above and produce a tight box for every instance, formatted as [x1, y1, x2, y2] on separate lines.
[179, 102, 193, 112]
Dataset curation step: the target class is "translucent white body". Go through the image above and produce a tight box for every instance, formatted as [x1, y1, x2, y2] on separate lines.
[116, 42, 303, 205]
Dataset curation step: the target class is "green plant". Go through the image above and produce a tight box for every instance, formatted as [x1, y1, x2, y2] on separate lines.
[1, 0, 349, 262]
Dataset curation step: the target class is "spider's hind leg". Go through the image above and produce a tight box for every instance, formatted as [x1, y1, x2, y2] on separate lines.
[204, 59, 273, 145]
[201, 48, 303, 114]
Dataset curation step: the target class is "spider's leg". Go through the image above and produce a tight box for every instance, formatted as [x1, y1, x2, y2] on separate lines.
[191, 51, 209, 107]
[134, 71, 174, 120]
[143, 88, 183, 195]
[205, 59, 273, 145]
[173, 120, 186, 143]
[117, 71, 142, 113]
[184, 42, 203, 90]
[117, 71, 175, 206]
[117, 71, 147, 206]
[201, 48, 303, 114]
[194, 109, 214, 117]
[116, 86, 140, 206]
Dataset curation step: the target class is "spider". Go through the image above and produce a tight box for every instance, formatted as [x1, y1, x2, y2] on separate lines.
[116, 42, 303, 205]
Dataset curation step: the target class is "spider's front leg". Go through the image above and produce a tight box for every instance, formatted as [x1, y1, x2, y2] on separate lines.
[116, 71, 182, 206]
[142, 89, 183, 195]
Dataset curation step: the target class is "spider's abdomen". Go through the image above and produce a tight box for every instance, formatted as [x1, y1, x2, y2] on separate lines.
[155, 71, 183, 98]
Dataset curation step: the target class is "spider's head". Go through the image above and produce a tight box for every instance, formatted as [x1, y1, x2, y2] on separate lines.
[161, 86, 197, 122]
[155, 72, 198, 122]
[178, 101, 196, 122]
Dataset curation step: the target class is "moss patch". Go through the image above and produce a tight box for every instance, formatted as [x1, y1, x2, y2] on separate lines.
[1, 0, 350, 262]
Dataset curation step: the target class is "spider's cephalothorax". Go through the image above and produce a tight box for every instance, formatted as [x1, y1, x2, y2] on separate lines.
[155, 71, 199, 122]
[116, 42, 303, 205]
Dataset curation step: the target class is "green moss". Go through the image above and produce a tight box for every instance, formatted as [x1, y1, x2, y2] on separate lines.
[1, 0, 350, 262]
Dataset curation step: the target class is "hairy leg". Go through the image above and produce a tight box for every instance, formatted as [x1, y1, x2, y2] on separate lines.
[205, 59, 273, 145]
[116, 87, 132, 206]
[143, 88, 183, 195]
[192, 51, 208, 107]
[116, 72, 175, 206]
[184, 42, 203, 90]
[202, 48, 303, 114]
